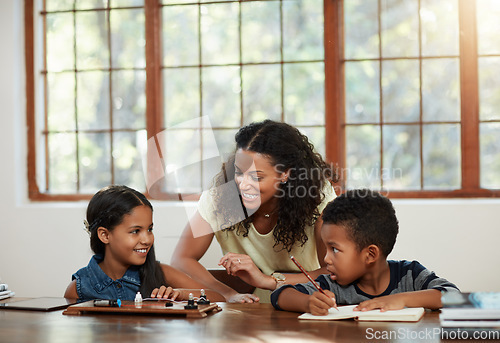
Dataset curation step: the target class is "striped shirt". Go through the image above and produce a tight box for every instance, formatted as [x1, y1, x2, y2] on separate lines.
[271, 260, 459, 310]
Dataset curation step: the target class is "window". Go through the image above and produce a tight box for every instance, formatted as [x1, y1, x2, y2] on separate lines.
[26, 0, 500, 200]
[326, 0, 500, 197]
[26, 0, 325, 200]
[27, 0, 148, 200]
[159, 0, 325, 198]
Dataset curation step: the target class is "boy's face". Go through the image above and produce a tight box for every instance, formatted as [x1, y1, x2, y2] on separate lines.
[321, 223, 367, 286]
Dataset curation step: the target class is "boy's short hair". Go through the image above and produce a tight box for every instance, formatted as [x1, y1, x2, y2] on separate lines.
[322, 189, 399, 257]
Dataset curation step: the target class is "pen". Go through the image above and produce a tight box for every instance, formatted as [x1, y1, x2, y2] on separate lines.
[290, 255, 338, 311]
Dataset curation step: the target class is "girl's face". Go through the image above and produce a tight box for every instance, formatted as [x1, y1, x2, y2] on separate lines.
[234, 148, 286, 211]
[103, 205, 154, 269]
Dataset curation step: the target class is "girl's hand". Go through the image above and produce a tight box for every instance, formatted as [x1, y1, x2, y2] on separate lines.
[219, 253, 270, 289]
[308, 289, 337, 316]
[150, 286, 180, 300]
[227, 293, 260, 303]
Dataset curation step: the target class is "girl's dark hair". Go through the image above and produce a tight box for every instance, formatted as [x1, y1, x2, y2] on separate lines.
[212, 120, 336, 252]
[86, 185, 167, 295]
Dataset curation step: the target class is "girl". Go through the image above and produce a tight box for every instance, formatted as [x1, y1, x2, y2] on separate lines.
[64, 185, 225, 302]
[171, 120, 337, 303]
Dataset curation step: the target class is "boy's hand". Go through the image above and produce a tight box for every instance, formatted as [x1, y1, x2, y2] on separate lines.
[308, 289, 337, 315]
[354, 293, 406, 312]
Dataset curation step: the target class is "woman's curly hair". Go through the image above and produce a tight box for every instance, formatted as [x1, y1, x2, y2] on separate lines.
[211, 120, 336, 252]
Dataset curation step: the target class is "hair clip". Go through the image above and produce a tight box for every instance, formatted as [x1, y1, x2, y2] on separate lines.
[83, 219, 91, 236]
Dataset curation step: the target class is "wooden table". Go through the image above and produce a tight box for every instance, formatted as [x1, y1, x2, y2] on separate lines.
[0, 298, 494, 342]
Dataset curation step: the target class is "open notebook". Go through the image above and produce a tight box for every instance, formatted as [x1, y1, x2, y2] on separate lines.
[298, 305, 425, 322]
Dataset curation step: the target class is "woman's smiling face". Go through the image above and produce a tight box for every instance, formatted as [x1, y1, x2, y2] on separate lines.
[234, 149, 285, 212]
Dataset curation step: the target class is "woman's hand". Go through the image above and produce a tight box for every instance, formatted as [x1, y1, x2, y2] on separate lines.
[219, 253, 275, 290]
[150, 286, 180, 300]
[227, 293, 260, 303]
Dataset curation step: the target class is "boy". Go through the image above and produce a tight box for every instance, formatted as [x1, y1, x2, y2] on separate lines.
[271, 189, 459, 315]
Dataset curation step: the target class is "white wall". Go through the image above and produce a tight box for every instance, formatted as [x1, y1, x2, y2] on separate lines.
[1, 0, 499, 297]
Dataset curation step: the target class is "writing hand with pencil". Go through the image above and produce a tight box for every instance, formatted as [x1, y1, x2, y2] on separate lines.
[290, 255, 338, 315]
[308, 288, 338, 315]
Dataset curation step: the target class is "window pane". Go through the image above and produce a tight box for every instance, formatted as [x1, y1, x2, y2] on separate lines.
[299, 127, 325, 158]
[113, 131, 145, 190]
[345, 61, 380, 124]
[162, 0, 196, 4]
[479, 57, 500, 121]
[163, 5, 199, 67]
[480, 123, 500, 189]
[47, 72, 75, 131]
[162, 0, 232, 3]
[77, 71, 110, 130]
[241, 1, 280, 63]
[202, 156, 224, 191]
[200, 3, 239, 65]
[202, 129, 237, 189]
[383, 125, 420, 190]
[381, 0, 419, 58]
[283, 0, 324, 61]
[48, 133, 77, 193]
[76, 11, 109, 70]
[76, 0, 107, 10]
[79, 133, 111, 193]
[164, 68, 200, 128]
[343, 0, 379, 59]
[203, 128, 237, 162]
[423, 124, 460, 189]
[110, 9, 145, 69]
[477, 0, 500, 55]
[202, 66, 241, 128]
[345, 125, 381, 189]
[112, 70, 146, 130]
[420, 0, 459, 57]
[382, 60, 420, 123]
[110, 0, 144, 7]
[284, 62, 324, 126]
[242, 64, 281, 124]
[46, 0, 74, 12]
[164, 129, 201, 193]
[46, 13, 74, 72]
[422, 58, 460, 122]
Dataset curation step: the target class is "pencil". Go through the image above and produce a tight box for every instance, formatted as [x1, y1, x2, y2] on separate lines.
[290, 255, 338, 311]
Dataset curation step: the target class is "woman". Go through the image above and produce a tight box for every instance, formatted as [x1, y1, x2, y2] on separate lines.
[171, 120, 337, 303]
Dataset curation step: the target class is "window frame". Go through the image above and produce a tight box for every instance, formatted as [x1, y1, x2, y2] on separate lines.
[26, 0, 160, 201]
[25, 0, 500, 200]
[325, 0, 500, 198]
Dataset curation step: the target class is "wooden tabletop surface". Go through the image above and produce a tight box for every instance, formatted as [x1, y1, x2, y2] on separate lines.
[0, 297, 494, 342]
